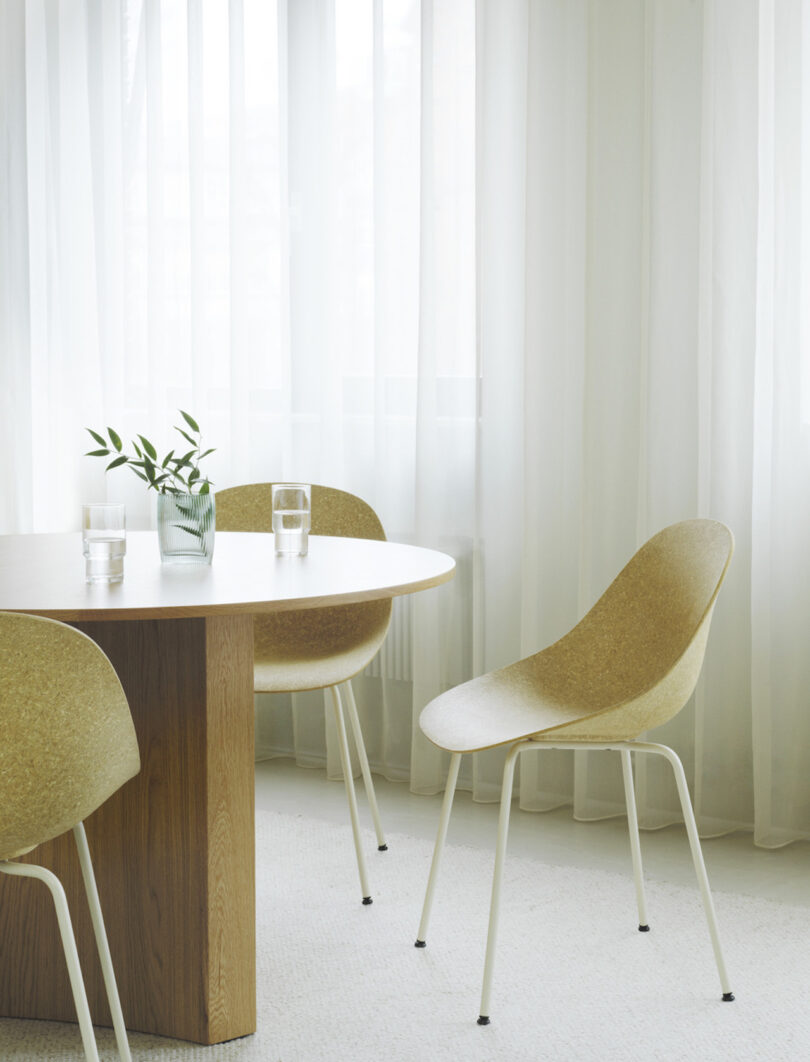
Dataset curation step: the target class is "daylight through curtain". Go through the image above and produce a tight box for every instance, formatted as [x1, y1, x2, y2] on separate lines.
[2, 0, 810, 846]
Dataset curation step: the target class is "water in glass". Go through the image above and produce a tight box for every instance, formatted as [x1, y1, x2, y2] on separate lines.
[82, 503, 126, 583]
[272, 508, 309, 555]
[271, 484, 311, 556]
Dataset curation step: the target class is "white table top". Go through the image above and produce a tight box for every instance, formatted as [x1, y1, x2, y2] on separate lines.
[0, 531, 456, 621]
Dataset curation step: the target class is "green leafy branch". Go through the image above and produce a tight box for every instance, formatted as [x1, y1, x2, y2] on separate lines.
[85, 410, 215, 495]
[164, 494, 215, 544]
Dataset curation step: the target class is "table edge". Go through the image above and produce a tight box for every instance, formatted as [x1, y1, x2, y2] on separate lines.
[0, 563, 455, 622]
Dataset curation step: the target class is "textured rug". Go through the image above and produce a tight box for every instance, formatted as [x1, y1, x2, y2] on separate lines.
[0, 809, 807, 1061]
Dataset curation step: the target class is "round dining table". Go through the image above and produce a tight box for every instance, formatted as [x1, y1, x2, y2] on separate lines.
[0, 530, 455, 1045]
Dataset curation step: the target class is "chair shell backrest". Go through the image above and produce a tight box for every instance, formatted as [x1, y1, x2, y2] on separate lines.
[527, 519, 734, 741]
[215, 484, 392, 690]
[215, 483, 385, 541]
[0, 612, 140, 860]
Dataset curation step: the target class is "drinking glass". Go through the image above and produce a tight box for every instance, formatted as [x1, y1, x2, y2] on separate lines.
[82, 503, 126, 583]
[271, 484, 311, 556]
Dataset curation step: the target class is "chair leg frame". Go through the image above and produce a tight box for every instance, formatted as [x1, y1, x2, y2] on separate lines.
[330, 684, 373, 903]
[72, 823, 133, 1061]
[417, 738, 734, 1025]
[415, 751, 462, 946]
[342, 680, 387, 850]
[621, 748, 649, 931]
[644, 741, 734, 1000]
[0, 822, 132, 1062]
[477, 742, 523, 1023]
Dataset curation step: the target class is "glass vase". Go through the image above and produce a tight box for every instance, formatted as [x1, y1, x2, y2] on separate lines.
[157, 493, 216, 565]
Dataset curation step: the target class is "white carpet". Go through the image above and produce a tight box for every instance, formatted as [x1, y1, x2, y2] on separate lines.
[0, 809, 807, 1061]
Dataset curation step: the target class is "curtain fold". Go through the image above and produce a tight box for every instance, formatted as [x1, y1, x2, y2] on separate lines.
[0, 0, 33, 533]
[3, 0, 810, 846]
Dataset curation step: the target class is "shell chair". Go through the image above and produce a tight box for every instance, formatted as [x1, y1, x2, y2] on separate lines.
[414, 519, 735, 1024]
[0, 611, 141, 1062]
[215, 483, 391, 904]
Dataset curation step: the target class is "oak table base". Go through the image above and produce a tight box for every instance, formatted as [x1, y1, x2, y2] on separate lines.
[0, 614, 256, 1045]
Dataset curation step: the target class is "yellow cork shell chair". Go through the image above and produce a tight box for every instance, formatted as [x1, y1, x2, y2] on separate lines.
[215, 483, 392, 904]
[0, 611, 140, 1062]
[414, 519, 735, 1024]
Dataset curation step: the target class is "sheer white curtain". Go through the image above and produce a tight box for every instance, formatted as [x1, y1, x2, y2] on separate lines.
[2, 0, 810, 847]
[465, 0, 810, 847]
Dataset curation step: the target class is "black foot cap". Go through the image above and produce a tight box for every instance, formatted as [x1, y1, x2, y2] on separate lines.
[722, 992, 735, 1002]
[414, 939, 426, 948]
[378, 844, 388, 851]
[362, 896, 373, 905]
[638, 924, 650, 932]
[477, 1016, 490, 1026]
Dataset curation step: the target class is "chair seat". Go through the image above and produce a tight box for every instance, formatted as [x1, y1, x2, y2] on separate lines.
[253, 599, 391, 693]
[254, 641, 383, 693]
[421, 519, 731, 754]
[2, 842, 38, 860]
[419, 661, 585, 753]
[420, 616, 712, 753]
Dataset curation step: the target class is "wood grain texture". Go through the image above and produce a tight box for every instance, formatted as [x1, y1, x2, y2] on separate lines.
[203, 614, 256, 1042]
[0, 615, 256, 1044]
[0, 531, 455, 1044]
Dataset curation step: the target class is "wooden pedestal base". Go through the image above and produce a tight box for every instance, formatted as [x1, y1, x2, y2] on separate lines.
[0, 614, 256, 1045]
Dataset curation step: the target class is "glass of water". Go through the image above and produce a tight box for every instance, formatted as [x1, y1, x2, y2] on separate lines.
[83, 503, 126, 583]
[271, 484, 311, 556]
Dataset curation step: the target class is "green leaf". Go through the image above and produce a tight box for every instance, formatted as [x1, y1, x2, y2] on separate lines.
[174, 428, 197, 448]
[171, 450, 196, 470]
[179, 410, 200, 433]
[138, 435, 158, 461]
[84, 411, 213, 501]
[176, 522, 204, 542]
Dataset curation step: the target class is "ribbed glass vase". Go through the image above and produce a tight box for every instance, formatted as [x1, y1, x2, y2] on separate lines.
[157, 493, 215, 564]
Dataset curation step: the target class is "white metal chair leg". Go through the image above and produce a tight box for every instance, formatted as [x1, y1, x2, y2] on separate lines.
[0, 860, 101, 1062]
[342, 680, 387, 850]
[415, 751, 462, 947]
[73, 823, 132, 1062]
[425, 738, 731, 1026]
[330, 684, 373, 904]
[653, 742, 734, 1000]
[478, 741, 527, 1026]
[620, 749, 650, 931]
